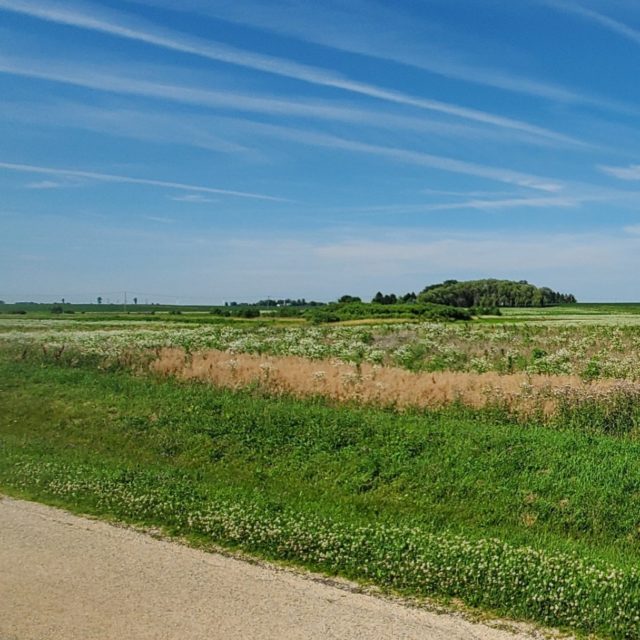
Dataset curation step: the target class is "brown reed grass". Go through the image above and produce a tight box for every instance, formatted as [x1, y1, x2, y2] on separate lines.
[149, 347, 639, 416]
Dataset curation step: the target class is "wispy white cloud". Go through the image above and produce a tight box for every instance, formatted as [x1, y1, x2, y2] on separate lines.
[144, 215, 174, 223]
[25, 179, 64, 189]
[0, 96, 255, 156]
[306, 230, 634, 295]
[323, 196, 587, 217]
[221, 120, 565, 192]
[420, 189, 521, 198]
[441, 196, 580, 211]
[0, 161, 289, 201]
[599, 163, 640, 180]
[138, 0, 633, 113]
[0, 0, 583, 144]
[0, 75, 560, 149]
[312, 235, 610, 271]
[0, 68, 569, 192]
[403, 197, 581, 213]
[170, 194, 216, 203]
[542, 0, 640, 45]
[0, 87, 573, 194]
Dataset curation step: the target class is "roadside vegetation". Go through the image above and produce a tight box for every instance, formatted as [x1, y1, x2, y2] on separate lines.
[3, 308, 640, 638]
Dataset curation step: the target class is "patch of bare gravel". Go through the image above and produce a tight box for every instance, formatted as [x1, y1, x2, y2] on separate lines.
[0, 497, 569, 640]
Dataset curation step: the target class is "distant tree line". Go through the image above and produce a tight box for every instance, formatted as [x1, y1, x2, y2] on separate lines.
[417, 279, 576, 308]
[2, 279, 576, 322]
[369, 292, 418, 305]
[225, 298, 324, 307]
[306, 302, 471, 323]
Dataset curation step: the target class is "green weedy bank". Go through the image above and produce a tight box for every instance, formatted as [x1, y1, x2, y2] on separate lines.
[3, 355, 640, 637]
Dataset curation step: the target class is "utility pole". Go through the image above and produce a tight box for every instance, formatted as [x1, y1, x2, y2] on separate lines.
[124, 291, 127, 312]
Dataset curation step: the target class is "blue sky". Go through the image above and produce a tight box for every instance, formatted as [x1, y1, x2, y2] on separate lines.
[2, 0, 640, 303]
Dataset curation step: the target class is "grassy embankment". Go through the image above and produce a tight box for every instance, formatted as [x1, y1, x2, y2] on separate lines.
[3, 353, 640, 637]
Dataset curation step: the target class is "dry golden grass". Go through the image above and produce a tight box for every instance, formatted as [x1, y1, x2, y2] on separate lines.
[149, 348, 638, 415]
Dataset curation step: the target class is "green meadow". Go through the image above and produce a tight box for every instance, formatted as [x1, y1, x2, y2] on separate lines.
[4, 309, 640, 637]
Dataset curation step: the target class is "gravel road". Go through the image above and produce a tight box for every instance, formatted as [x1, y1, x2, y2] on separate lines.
[0, 496, 547, 640]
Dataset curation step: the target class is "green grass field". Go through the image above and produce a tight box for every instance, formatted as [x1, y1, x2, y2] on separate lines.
[3, 350, 640, 637]
[6, 309, 640, 637]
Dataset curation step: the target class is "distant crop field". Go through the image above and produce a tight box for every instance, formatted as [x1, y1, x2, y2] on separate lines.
[4, 310, 640, 638]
